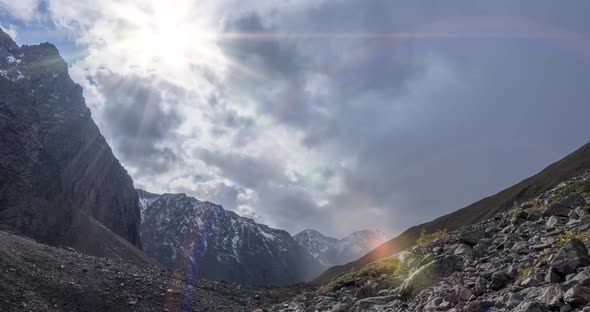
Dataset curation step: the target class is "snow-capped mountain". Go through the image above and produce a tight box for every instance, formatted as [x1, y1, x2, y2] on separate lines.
[293, 229, 338, 266]
[294, 229, 388, 267]
[322, 230, 387, 266]
[138, 190, 323, 285]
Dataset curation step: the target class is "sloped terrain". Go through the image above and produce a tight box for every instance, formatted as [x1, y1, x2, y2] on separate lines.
[139, 191, 323, 285]
[0, 28, 143, 260]
[317, 142, 590, 284]
[0, 229, 307, 312]
[272, 171, 590, 311]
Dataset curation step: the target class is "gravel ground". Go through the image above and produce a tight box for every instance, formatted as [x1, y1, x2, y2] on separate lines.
[0, 230, 310, 312]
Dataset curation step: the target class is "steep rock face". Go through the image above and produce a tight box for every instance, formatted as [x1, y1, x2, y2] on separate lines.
[0, 28, 143, 259]
[139, 191, 323, 285]
[293, 229, 338, 265]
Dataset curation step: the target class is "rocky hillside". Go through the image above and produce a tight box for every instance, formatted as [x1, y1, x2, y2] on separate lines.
[0, 229, 307, 312]
[138, 190, 324, 285]
[270, 171, 590, 311]
[317, 142, 590, 283]
[295, 230, 387, 267]
[0, 28, 146, 261]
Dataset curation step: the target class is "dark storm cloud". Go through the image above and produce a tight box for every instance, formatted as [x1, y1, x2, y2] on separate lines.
[95, 71, 183, 174]
[218, 1, 590, 235]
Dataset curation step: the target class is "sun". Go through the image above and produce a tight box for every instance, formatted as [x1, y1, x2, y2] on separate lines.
[117, 1, 225, 76]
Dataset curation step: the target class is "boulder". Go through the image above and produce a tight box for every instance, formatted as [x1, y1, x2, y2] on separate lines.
[563, 286, 590, 306]
[543, 194, 586, 217]
[489, 270, 513, 290]
[513, 301, 549, 312]
[525, 284, 564, 308]
[399, 255, 463, 298]
[459, 227, 486, 246]
[464, 300, 494, 312]
[551, 238, 590, 275]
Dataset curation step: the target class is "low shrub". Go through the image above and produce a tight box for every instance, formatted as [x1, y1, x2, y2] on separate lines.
[416, 229, 449, 246]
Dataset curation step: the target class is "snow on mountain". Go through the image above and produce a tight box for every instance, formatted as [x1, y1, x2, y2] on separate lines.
[293, 229, 338, 266]
[294, 229, 388, 267]
[137, 190, 323, 285]
[322, 230, 387, 266]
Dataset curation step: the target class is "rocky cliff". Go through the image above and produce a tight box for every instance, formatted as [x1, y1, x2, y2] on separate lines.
[0, 28, 145, 261]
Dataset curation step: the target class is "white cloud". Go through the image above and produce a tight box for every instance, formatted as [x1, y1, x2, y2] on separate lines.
[0, 23, 18, 39]
[0, 0, 41, 21]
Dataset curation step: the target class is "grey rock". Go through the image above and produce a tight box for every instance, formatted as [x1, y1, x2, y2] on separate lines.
[526, 284, 565, 308]
[458, 287, 472, 301]
[513, 301, 549, 312]
[489, 270, 513, 290]
[454, 244, 473, 257]
[551, 238, 590, 275]
[546, 216, 560, 228]
[464, 301, 494, 312]
[563, 286, 590, 306]
[355, 285, 378, 299]
[399, 255, 463, 298]
[559, 194, 586, 209]
[546, 267, 565, 283]
[543, 194, 586, 217]
[459, 227, 486, 247]
[474, 276, 487, 295]
[350, 295, 399, 312]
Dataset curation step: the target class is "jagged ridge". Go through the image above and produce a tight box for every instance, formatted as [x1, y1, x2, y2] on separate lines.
[138, 190, 324, 285]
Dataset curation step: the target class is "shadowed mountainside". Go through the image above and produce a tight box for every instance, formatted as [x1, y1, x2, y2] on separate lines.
[0, 28, 146, 262]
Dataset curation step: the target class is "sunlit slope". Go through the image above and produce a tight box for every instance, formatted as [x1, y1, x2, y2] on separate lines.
[316, 141, 590, 284]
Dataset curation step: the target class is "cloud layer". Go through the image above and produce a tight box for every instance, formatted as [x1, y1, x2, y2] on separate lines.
[3, 0, 590, 237]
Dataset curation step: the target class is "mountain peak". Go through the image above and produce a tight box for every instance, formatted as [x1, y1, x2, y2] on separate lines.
[0, 28, 18, 52]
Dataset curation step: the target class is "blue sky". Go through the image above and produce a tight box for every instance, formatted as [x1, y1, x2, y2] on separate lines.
[2, 0, 590, 238]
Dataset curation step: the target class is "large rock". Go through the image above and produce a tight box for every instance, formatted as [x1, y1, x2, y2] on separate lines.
[0, 28, 144, 261]
[459, 227, 486, 246]
[399, 255, 463, 298]
[563, 286, 590, 306]
[524, 285, 565, 308]
[350, 295, 399, 312]
[513, 301, 549, 312]
[488, 270, 513, 290]
[550, 238, 590, 275]
[543, 194, 586, 217]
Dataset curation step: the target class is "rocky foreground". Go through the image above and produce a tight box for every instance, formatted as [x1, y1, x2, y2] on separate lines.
[0, 229, 309, 312]
[269, 172, 590, 311]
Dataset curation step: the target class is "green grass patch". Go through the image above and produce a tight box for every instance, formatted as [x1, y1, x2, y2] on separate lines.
[556, 180, 590, 201]
[320, 257, 405, 293]
[555, 229, 590, 247]
[416, 229, 449, 246]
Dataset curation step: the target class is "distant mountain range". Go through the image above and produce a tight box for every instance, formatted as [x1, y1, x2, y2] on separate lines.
[137, 190, 323, 285]
[294, 229, 387, 266]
